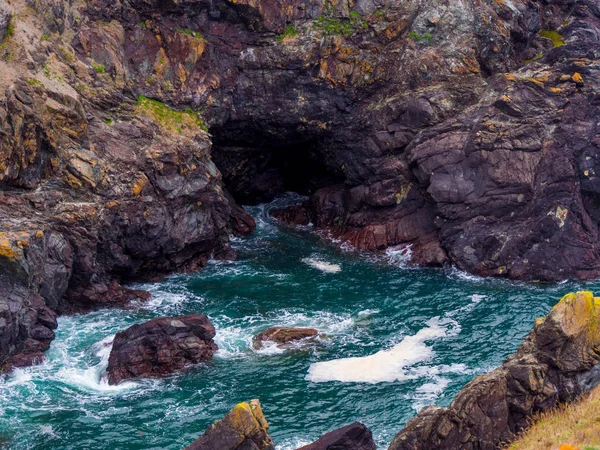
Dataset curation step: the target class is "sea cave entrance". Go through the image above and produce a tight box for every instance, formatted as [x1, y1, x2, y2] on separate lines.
[210, 122, 344, 205]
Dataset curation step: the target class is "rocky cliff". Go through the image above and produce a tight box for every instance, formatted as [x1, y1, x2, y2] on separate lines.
[389, 291, 600, 450]
[1, 0, 600, 365]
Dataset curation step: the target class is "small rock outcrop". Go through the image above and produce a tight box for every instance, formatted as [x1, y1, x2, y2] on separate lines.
[106, 314, 217, 385]
[252, 327, 321, 350]
[270, 205, 311, 227]
[298, 422, 376, 450]
[389, 291, 600, 450]
[185, 399, 275, 450]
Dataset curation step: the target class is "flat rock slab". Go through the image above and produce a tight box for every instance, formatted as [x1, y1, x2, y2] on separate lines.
[252, 327, 321, 350]
[106, 314, 217, 385]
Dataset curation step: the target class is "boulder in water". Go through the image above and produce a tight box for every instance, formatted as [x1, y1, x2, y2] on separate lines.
[106, 314, 217, 385]
[297, 422, 376, 450]
[185, 399, 275, 450]
[252, 327, 321, 350]
[389, 291, 600, 450]
[270, 205, 311, 226]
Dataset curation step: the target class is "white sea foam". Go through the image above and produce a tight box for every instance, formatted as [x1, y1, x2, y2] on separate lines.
[471, 294, 486, 303]
[358, 309, 380, 318]
[412, 376, 451, 411]
[39, 425, 57, 438]
[301, 257, 341, 274]
[385, 244, 413, 266]
[55, 335, 141, 393]
[306, 318, 459, 383]
[276, 438, 314, 450]
[6, 368, 34, 386]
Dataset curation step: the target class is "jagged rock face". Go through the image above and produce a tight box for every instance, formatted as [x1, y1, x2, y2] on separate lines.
[106, 314, 217, 385]
[252, 327, 320, 349]
[0, 0, 256, 367]
[1, 0, 600, 365]
[77, 0, 600, 280]
[297, 422, 376, 450]
[185, 399, 275, 450]
[388, 291, 600, 450]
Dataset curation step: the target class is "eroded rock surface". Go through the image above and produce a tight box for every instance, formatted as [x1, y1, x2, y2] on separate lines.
[297, 422, 376, 450]
[2, 0, 600, 366]
[388, 291, 600, 450]
[185, 399, 275, 450]
[106, 314, 217, 385]
[252, 327, 321, 350]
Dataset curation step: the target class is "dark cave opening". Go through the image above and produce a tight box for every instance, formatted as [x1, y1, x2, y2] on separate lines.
[211, 125, 344, 205]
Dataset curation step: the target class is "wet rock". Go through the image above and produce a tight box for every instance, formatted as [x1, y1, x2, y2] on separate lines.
[270, 205, 311, 227]
[389, 291, 600, 450]
[185, 399, 275, 450]
[297, 422, 376, 450]
[106, 314, 217, 385]
[252, 327, 321, 350]
[3, 0, 600, 368]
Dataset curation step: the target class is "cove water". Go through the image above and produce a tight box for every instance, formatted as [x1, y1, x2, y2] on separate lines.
[2, 194, 599, 450]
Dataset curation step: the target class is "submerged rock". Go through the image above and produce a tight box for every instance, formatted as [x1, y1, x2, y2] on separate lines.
[252, 327, 321, 350]
[270, 205, 311, 227]
[185, 399, 275, 450]
[106, 314, 217, 385]
[297, 422, 376, 450]
[389, 291, 600, 450]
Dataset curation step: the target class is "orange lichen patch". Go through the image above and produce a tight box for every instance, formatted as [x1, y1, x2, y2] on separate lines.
[504, 73, 517, 82]
[526, 77, 545, 86]
[460, 53, 480, 74]
[131, 174, 149, 197]
[572, 72, 584, 84]
[35, 230, 44, 239]
[16, 239, 30, 249]
[0, 239, 17, 259]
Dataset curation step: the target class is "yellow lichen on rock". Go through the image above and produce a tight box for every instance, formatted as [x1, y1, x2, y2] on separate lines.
[572, 72, 584, 84]
[0, 239, 16, 259]
[548, 291, 600, 346]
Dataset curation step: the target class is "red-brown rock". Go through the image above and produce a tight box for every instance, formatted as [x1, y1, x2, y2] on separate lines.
[252, 327, 320, 350]
[270, 205, 311, 226]
[106, 314, 217, 385]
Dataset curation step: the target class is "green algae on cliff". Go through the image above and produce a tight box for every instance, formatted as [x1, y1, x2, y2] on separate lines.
[136, 95, 207, 133]
[540, 30, 566, 47]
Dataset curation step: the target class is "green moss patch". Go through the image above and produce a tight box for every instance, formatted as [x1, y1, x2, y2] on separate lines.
[136, 96, 207, 134]
[540, 30, 566, 47]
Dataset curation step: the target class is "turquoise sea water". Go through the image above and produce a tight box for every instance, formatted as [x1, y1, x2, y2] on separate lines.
[1, 194, 599, 450]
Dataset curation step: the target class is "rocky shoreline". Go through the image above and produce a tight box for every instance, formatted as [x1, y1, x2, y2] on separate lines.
[179, 291, 600, 450]
[1, 0, 600, 368]
[2, 0, 600, 448]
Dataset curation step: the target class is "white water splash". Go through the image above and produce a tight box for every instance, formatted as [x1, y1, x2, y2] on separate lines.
[213, 310, 354, 359]
[276, 438, 314, 450]
[306, 317, 459, 384]
[301, 257, 341, 274]
[385, 244, 413, 266]
[55, 335, 140, 393]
